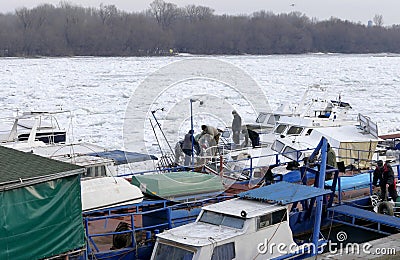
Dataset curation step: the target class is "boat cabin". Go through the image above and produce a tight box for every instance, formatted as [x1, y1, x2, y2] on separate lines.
[151, 198, 295, 260]
[271, 122, 381, 167]
[0, 111, 67, 144]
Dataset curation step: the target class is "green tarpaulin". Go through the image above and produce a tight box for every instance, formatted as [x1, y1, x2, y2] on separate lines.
[0, 175, 84, 260]
[132, 172, 224, 199]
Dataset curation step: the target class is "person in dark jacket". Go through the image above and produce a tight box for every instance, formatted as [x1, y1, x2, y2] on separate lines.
[373, 160, 398, 201]
[231, 110, 242, 145]
[181, 130, 199, 166]
[326, 143, 337, 168]
[241, 128, 260, 148]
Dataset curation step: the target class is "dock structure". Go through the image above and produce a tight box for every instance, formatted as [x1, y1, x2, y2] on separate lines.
[327, 205, 400, 235]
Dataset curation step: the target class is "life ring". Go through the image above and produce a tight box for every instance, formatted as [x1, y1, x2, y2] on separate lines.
[377, 201, 394, 216]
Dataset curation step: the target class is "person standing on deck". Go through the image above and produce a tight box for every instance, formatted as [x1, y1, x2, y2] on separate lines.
[199, 125, 221, 145]
[181, 130, 198, 166]
[326, 143, 337, 168]
[241, 128, 260, 148]
[326, 143, 337, 180]
[373, 160, 398, 201]
[231, 110, 242, 145]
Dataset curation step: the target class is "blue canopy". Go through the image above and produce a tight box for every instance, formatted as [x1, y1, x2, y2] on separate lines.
[325, 173, 371, 191]
[87, 150, 158, 165]
[238, 181, 331, 205]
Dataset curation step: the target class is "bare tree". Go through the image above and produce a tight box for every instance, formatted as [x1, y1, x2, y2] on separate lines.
[99, 4, 119, 25]
[373, 14, 383, 27]
[149, 0, 178, 29]
[185, 5, 214, 22]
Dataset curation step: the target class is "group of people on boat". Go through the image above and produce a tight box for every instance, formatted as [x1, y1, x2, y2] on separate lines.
[175, 125, 221, 166]
[174, 110, 261, 166]
[231, 110, 260, 148]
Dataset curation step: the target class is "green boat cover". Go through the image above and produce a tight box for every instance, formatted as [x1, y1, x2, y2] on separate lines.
[0, 146, 85, 259]
[132, 172, 224, 199]
[0, 175, 84, 260]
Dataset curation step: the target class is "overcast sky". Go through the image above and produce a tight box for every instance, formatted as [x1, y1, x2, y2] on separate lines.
[2, 0, 400, 25]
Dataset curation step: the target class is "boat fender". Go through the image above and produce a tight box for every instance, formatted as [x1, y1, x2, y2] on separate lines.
[111, 222, 132, 249]
[377, 201, 394, 216]
[241, 210, 247, 218]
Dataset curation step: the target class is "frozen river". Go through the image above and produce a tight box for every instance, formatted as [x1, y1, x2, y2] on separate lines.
[1, 54, 399, 153]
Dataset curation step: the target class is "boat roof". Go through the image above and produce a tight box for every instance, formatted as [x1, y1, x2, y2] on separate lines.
[312, 125, 381, 142]
[54, 155, 115, 166]
[238, 181, 332, 205]
[157, 221, 244, 247]
[379, 132, 400, 140]
[87, 150, 157, 165]
[5, 142, 107, 157]
[277, 115, 356, 128]
[0, 146, 83, 191]
[202, 197, 285, 219]
[81, 177, 143, 212]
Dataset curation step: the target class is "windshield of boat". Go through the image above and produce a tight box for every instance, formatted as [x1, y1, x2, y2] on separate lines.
[286, 126, 304, 135]
[282, 146, 302, 161]
[256, 112, 268, 123]
[153, 242, 195, 260]
[274, 124, 287, 134]
[199, 210, 245, 229]
[272, 140, 285, 153]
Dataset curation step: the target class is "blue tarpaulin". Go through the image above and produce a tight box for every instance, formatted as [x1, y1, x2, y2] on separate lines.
[325, 173, 371, 191]
[87, 150, 158, 165]
[238, 181, 331, 205]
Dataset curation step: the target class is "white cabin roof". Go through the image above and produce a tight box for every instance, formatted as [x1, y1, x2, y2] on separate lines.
[157, 222, 244, 247]
[81, 177, 143, 212]
[202, 198, 285, 219]
[311, 125, 381, 143]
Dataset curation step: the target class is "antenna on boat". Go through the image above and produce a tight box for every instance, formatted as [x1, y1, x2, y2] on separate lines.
[149, 118, 167, 161]
[150, 108, 175, 156]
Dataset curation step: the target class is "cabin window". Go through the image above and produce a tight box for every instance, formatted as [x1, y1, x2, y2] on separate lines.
[271, 209, 287, 224]
[267, 115, 278, 125]
[211, 242, 235, 260]
[153, 242, 194, 260]
[256, 113, 268, 123]
[272, 140, 285, 153]
[274, 124, 287, 134]
[305, 129, 313, 136]
[199, 211, 244, 229]
[257, 214, 271, 229]
[283, 146, 302, 161]
[287, 126, 303, 135]
[257, 209, 287, 230]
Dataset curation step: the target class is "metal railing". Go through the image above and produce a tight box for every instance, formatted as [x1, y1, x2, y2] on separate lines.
[83, 196, 233, 258]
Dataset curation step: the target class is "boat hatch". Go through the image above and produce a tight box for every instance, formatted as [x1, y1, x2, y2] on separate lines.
[238, 181, 331, 205]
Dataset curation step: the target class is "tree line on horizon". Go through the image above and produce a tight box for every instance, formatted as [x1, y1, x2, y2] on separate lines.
[0, 0, 400, 57]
